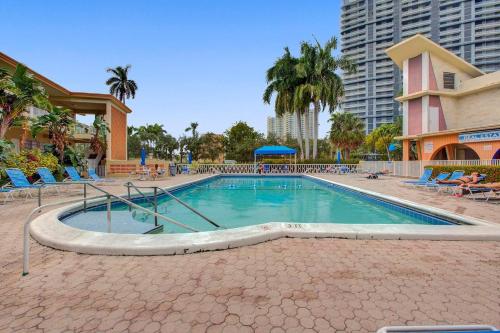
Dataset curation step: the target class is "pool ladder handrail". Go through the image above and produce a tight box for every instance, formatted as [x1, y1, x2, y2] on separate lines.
[23, 182, 201, 276]
[125, 182, 223, 229]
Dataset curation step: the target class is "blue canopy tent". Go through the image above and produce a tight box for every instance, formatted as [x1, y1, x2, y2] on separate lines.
[254, 146, 297, 173]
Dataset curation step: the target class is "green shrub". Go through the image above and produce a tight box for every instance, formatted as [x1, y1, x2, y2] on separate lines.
[429, 165, 500, 182]
[3, 149, 59, 179]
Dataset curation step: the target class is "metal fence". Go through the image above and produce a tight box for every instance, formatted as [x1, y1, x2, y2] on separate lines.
[360, 160, 500, 178]
[175, 163, 360, 175]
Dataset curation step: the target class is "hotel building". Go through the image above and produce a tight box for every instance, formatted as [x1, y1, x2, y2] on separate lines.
[387, 34, 500, 161]
[0, 52, 131, 173]
[341, 0, 500, 133]
[267, 110, 314, 140]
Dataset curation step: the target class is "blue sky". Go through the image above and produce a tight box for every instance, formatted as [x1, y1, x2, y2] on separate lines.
[3, 0, 341, 137]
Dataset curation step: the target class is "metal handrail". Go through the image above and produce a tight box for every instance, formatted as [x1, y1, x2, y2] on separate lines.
[23, 183, 202, 275]
[36, 182, 197, 232]
[128, 183, 222, 228]
[156, 187, 222, 228]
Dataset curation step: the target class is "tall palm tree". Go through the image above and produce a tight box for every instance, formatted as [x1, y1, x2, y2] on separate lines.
[31, 105, 75, 163]
[0, 64, 50, 140]
[329, 112, 364, 160]
[263, 48, 305, 159]
[297, 37, 357, 159]
[105, 65, 137, 104]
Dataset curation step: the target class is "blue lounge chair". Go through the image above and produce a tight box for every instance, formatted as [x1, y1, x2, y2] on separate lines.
[3, 168, 43, 199]
[424, 170, 464, 191]
[88, 168, 114, 182]
[445, 173, 487, 195]
[402, 168, 433, 185]
[465, 185, 500, 202]
[64, 166, 92, 182]
[263, 164, 270, 174]
[181, 165, 190, 174]
[36, 167, 61, 193]
[414, 172, 450, 188]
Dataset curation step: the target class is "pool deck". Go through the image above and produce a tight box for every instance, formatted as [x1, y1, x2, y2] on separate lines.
[1, 174, 500, 331]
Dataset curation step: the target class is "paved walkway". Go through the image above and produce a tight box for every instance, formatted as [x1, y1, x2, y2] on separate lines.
[1, 174, 499, 332]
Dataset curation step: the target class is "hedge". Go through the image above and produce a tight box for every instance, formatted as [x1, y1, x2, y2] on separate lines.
[429, 165, 500, 182]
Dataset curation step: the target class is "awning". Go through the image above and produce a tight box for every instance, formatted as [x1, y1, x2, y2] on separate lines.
[254, 146, 296, 155]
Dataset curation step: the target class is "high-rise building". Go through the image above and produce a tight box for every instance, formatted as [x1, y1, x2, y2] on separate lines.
[267, 109, 314, 140]
[341, 0, 500, 133]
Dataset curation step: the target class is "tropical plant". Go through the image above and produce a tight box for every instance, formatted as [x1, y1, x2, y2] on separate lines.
[155, 133, 178, 160]
[0, 139, 13, 162]
[105, 65, 137, 104]
[0, 64, 50, 140]
[365, 117, 402, 160]
[127, 126, 142, 159]
[184, 122, 200, 159]
[329, 112, 365, 160]
[295, 37, 357, 159]
[89, 115, 110, 165]
[31, 105, 75, 163]
[64, 145, 87, 169]
[3, 149, 58, 178]
[198, 132, 225, 162]
[263, 48, 304, 159]
[224, 121, 264, 162]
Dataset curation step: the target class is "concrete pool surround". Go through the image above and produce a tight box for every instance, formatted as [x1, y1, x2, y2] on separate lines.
[29, 175, 500, 256]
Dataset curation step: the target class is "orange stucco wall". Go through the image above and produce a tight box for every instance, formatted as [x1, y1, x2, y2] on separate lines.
[403, 133, 500, 161]
[110, 107, 127, 160]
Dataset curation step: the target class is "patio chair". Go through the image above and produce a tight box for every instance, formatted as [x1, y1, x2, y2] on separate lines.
[463, 184, 500, 202]
[0, 188, 18, 204]
[3, 168, 43, 199]
[181, 165, 190, 174]
[414, 172, 450, 188]
[446, 173, 487, 195]
[64, 166, 93, 182]
[263, 164, 270, 174]
[36, 167, 62, 194]
[88, 168, 115, 182]
[377, 324, 498, 333]
[402, 168, 433, 185]
[424, 170, 464, 191]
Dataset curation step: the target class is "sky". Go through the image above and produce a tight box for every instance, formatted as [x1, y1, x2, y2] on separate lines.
[2, 0, 342, 138]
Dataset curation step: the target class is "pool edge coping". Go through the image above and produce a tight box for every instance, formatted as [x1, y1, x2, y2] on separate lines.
[29, 174, 500, 256]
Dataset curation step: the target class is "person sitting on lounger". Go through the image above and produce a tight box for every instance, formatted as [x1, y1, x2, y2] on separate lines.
[436, 172, 480, 185]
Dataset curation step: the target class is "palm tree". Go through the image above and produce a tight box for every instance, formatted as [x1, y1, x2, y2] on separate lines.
[90, 115, 110, 165]
[105, 65, 137, 104]
[296, 37, 357, 159]
[31, 105, 75, 163]
[0, 64, 50, 140]
[329, 112, 364, 160]
[184, 122, 200, 159]
[263, 48, 305, 159]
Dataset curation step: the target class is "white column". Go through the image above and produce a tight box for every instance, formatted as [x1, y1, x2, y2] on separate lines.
[402, 101, 409, 136]
[105, 102, 112, 160]
[422, 95, 429, 134]
[422, 52, 429, 91]
[403, 59, 409, 95]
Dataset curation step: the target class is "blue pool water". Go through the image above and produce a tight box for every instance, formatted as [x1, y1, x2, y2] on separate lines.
[62, 176, 454, 234]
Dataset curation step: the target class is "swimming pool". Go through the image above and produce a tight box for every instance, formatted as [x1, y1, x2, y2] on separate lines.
[62, 175, 455, 234]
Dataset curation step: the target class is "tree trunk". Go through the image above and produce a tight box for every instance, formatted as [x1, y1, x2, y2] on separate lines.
[303, 107, 310, 160]
[0, 119, 10, 140]
[295, 111, 304, 160]
[312, 102, 320, 159]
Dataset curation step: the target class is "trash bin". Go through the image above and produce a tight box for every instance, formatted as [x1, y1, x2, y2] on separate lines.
[169, 163, 176, 176]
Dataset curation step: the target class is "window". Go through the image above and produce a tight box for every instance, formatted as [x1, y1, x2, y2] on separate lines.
[443, 72, 455, 89]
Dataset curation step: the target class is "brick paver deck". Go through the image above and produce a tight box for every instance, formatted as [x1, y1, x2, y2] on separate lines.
[1, 175, 499, 332]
